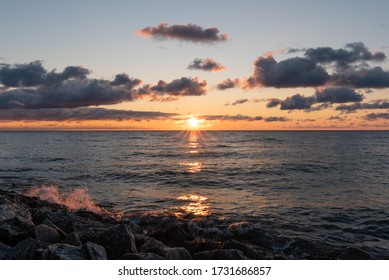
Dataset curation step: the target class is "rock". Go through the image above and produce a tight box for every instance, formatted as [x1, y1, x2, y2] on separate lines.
[32, 224, 61, 244]
[194, 249, 248, 260]
[95, 224, 137, 259]
[119, 253, 164, 260]
[62, 232, 82, 247]
[337, 247, 372, 260]
[41, 218, 68, 238]
[83, 241, 107, 260]
[0, 196, 34, 229]
[0, 242, 11, 259]
[184, 240, 222, 255]
[39, 244, 86, 260]
[45, 210, 77, 234]
[222, 240, 265, 259]
[152, 223, 194, 247]
[139, 237, 191, 260]
[131, 224, 143, 235]
[0, 223, 30, 245]
[6, 238, 47, 260]
[226, 222, 254, 238]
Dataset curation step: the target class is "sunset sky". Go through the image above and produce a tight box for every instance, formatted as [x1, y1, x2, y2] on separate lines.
[1, 0, 389, 130]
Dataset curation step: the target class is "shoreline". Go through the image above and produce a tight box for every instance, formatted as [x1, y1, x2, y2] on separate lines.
[0, 188, 378, 260]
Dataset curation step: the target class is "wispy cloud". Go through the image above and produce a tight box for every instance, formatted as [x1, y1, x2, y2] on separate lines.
[137, 23, 229, 43]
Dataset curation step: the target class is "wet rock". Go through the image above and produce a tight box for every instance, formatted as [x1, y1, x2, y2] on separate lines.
[41, 218, 68, 239]
[0, 242, 11, 259]
[95, 224, 137, 259]
[0, 196, 34, 229]
[45, 210, 77, 234]
[131, 224, 143, 235]
[194, 249, 248, 260]
[6, 238, 47, 260]
[62, 232, 82, 247]
[32, 224, 61, 244]
[83, 241, 107, 260]
[139, 237, 191, 260]
[152, 223, 194, 247]
[0, 223, 30, 245]
[184, 240, 222, 255]
[226, 222, 254, 237]
[222, 240, 265, 259]
[39, 243, 86, 260]
[119, 253, 164, 260]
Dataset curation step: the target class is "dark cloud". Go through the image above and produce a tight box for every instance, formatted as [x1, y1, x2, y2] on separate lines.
[280, 94, 315, 110]
[137, 23, 229, 43]
[149, 77, 207, 96]
[284, 48, 306, 54]
[216, 78, 240, 90]
[0, 79, 134, 109]
[315, 87, 363, 103]
[305, 42, 386, 68]
[0, 61, 47, 87]
[364, 112, 389, 120]
[231, 99, 248, 106]
[0, 108, 177, 121]
[110, 73, 142, 88]
[201, 114, 263, 121]
[266, 98, 282, 108]
[263, 116, 289, 122]
[328, 116, 346, 121]
[336, 101, 389, 112]
[187, 58, 226, 72]
[332, 67, 389, 88]
[246, 56, 329, 88]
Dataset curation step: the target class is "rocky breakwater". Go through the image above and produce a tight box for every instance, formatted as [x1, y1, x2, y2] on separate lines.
[0, 189, 268, 260]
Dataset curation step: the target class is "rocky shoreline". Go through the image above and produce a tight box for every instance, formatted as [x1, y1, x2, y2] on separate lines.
[0, 189, 273, 260]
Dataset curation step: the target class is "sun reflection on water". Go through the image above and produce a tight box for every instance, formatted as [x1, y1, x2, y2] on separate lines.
[173, 194, 211, 218]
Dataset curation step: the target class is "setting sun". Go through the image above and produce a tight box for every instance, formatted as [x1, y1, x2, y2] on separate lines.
[187, 116, 203, 129]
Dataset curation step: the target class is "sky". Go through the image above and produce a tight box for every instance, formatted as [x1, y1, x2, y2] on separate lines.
[1, 0, 389, 130]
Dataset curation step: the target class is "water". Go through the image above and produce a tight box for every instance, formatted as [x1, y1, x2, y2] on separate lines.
[1, 131, 388, 258]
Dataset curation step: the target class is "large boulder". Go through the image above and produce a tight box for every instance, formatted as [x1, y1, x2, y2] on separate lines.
[194, 249, 248, 260]
[6, 238, 47, 260]
[0, 242, 11, 259]
[94, 224, 137, 259]
[139, 237, 191, 260]
[32, 224, 61, 244]
[222, 240, 265, 259]
[152, 223, 194, 247]
[39, 243, 86, 260]
[83, 241, 107, 260]
[62, 232, 82, 247]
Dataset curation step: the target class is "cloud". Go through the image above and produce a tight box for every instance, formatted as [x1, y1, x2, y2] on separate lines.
[216, 78, 240, 90]
[110, 73, 142, 88]
[268, 87, 364, 111]
[263, 116, 289, 122]
[245, 56, 329, 88]
[231, 98, 248, 106]
[187, 58, 226, 72]
[336, 101, 389, 112]
[137, 23, 229, 43]
[0, 79, 135, 109]
[328, 116, 346, 121]
[279, 94, 315, 110]
[0, 108, 178, 121]
[332, 67, 389, 88]
[305, 42, 386, 68]
[148, 77, 207, 96]
[364, 112, 389, 120]
[315, 87, 363, 103]
[0, 61, 47, 87]
[201, 114, 263, 121]
[266, 98, 282, 108]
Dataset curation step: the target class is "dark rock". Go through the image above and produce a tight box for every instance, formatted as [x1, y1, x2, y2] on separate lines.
[41, 218, 68, 238]
[32, 224, 61, 244]
[134, 234, 148, 249]
[184, 240, 222, 255]
[0, 223, 30, 245]
[39, 244, 86, 260]
[119, 253, 164, 260]
[139, 237, 191, 260]
[0, 196, 34, 229]
[194, 249, 248, 260]
[45, 210, 77, 234]
[152, 222, 194, 247]
[62, 232, 82, 247]
[131, 224, 143, 235]
[73, 217, 114, 243]
[6, 238, 47, 260]
[83, 241, 107, 260]
[0, 242, 11, 259]
[337, 247, 372, 260]
[226, 222, 254, 238]
[95, 224, 137, 259]
[222, 240, 265, 259]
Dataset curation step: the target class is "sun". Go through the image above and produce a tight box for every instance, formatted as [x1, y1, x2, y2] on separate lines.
[187, 116, 203, 129]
